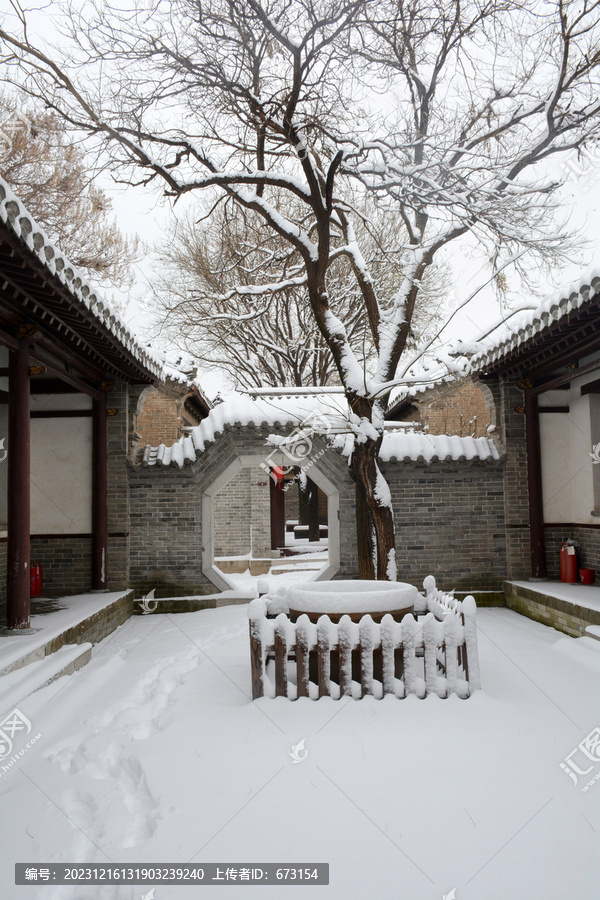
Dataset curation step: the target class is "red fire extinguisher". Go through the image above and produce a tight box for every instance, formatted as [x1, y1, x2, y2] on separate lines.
[559, 540, 578, 583]
[30, 562, 42, 598]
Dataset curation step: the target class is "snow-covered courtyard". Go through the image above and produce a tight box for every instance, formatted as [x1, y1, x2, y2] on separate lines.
[1, 603, 598, 899]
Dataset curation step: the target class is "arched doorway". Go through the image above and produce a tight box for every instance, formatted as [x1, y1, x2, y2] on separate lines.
[201, 452, 340, 592]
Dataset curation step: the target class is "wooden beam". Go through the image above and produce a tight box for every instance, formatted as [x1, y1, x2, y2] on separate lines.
[30, 409, 92, 418]
[28, 346, 101, 399]
[581, 378, 600, 396]
[0, 226, 156, 383]
[0, 324, 102, 396]
[532, 356, 600, 396]
[30, 379, 79, 395]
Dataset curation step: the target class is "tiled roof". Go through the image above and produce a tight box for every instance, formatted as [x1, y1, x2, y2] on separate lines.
[0, 176, 162, 379]
[468, 267, 600, 374]
[137, 393, 501, 467]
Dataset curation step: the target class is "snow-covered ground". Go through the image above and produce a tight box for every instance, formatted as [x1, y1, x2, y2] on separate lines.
[1, 605, 598, 899]
[220, 557, 329, 596]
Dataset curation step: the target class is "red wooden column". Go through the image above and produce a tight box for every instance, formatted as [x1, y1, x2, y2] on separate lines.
[7, 340, 31, 629]
[270, 473, 285, 552]
[307, 478, 320, 542]
[91, 391, 108, 591]
[524, 389, 547, 578]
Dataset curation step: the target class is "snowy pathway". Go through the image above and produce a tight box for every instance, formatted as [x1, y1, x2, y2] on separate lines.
[1, 607, 598, 899]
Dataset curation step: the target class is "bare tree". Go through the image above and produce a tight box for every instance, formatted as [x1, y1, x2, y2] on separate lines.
[152, 196, 444, 389]
[1, 0, 598, 578]
[0, 93, 140, 292]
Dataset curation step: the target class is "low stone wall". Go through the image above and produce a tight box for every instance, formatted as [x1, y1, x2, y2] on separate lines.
[129, 422, 512, 596]
[44, 590, 134, 654]
[504, 580, 600, 637]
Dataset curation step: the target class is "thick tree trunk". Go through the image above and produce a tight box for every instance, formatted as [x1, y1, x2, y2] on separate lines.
[350, 437, 396, 581]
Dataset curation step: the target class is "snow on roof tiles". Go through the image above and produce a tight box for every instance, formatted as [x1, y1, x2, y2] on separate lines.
[468, 267, 600, 373]
[390, 267, 600, 405]
[379, 431, 500, 464]
[138, 393, 501, 467]
[0, 176, 162, 379]
[140, 393, 348, 466]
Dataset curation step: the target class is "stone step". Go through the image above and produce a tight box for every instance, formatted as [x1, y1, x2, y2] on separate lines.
[585, 625, 600, 642]
[134, 596, 253, 614]
[0, 643, 92, 713]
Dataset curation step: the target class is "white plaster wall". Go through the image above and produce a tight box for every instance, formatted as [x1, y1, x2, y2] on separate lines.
[30, 415, 92, 534]
[0, 377, 92, 532]
[540, 354, 598, 525]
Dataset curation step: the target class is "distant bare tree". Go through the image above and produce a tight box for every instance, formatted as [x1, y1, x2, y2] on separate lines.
[0, 94, 139, 292]
[152, 197, 445, 389]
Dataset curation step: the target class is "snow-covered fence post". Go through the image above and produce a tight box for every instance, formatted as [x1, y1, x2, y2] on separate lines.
[401, 614, 418, 697]
[338, 615, 354, 697]
[443, 611, 460, 697]
[317, 615, 332, 699]
[295, 615, 311, 699]
[423, 614, 439, 697]
[380, 614, 396, 696]
[462, 596, 481, 692]
[359, 615, 376, 697]
[248, 599, 267, 700]
[274, 615, 289, 698]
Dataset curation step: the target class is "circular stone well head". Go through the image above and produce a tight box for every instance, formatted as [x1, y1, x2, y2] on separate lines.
[287, 579, 417, 623]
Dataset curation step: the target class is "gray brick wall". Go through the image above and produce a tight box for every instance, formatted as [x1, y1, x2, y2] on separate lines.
[214, 468, 251, 556]
[213, 465, 271, 558]
[338, 458, 507, 590]
[250, 466, 272, 556]
[30, 536, 91, 596]
[128, 464, 213, 598]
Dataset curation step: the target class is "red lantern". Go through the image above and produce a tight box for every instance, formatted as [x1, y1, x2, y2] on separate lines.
[272, 465, 285, 489]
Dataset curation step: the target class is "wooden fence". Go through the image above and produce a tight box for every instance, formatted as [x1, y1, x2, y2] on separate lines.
[248, 581, 480, 700]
